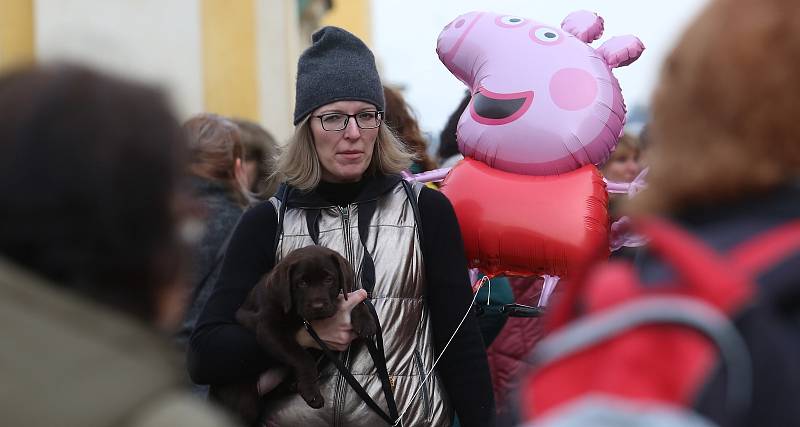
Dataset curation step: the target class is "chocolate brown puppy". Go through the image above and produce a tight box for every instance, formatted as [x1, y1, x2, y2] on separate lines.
[212, 245, 377, 425]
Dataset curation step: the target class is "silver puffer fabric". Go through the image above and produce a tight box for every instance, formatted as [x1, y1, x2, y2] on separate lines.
[264, 181, 453, 427]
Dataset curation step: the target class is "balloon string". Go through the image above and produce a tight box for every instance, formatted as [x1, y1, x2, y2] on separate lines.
[392, 275, 489, 426]
[486, 276, 492, 306]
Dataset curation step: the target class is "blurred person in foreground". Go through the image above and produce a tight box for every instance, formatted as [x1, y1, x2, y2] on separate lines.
[0, 65, 238, 427]
[188, 26, 494, 426]
[233, 118, 280, 198]
[630, 0, 800, 423]
[383, 85, 437, 173]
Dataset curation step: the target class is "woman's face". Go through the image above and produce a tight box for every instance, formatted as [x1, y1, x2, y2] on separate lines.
[310, 100, 379, 183]
[603, 150, 641, 182]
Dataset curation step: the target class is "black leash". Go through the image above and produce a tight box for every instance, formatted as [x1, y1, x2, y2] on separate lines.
[300, 197, 400, 425]
[304, 319, 400, 425]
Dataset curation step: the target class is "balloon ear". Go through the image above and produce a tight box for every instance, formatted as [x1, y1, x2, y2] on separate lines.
[561, 10, 604, 43]
[331, 252, 355, 299]
[597, 35, 645, 68]
[270, 260, 294, 314]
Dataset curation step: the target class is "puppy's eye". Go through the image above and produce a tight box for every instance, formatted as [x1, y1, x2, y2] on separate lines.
[323, 276, 334, 284]
[297, 281, 309, 288]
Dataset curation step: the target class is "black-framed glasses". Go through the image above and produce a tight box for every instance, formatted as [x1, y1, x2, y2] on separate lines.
[314, 111, 384, 131]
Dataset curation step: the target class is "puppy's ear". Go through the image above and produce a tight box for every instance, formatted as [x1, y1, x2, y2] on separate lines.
[270, 260, 294, 314]
[331, 252, 355, 298]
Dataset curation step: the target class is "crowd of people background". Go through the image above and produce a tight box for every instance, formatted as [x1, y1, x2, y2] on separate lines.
[1, 0, 798, 426]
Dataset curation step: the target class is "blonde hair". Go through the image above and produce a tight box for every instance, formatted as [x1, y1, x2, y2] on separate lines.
[631, 0, 800, 214]
[275, 117, 414, 191]
[602, 133, 640, 172]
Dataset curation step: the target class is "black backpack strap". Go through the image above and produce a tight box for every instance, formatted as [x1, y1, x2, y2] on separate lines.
[305, 208, 322, 245]
[270, 183, 291, 258]
[400, 179, 424, 255]
[357, 200, 378, 295]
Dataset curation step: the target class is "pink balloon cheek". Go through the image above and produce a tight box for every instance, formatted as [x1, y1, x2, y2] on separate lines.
[549, 68, 598, 111]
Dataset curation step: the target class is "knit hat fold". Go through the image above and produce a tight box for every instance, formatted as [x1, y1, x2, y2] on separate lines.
[293, 26, 385, 125]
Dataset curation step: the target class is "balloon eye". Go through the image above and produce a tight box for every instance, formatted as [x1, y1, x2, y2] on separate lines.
[497, 16, 526, 27]
[534, 27, 560, 42]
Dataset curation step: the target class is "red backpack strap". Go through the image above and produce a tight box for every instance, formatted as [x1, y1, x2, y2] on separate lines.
[547, 216, 751, 330]
[728, 220, 800, 278]
[632, 217, 755, 314]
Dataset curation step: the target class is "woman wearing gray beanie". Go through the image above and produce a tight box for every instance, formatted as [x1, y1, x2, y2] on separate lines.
[188, 26, 495, 426]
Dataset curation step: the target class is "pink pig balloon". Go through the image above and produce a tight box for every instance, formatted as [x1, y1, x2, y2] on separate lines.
[437, 11, 644, 175]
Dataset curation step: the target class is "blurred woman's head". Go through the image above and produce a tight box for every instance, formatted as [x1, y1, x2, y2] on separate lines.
[183, 113, 249, 205]
[233, 118, 279, 198]
[0, 64, 187, 325]
[635, 0, 800, 214]
[602, 133, 641, 183]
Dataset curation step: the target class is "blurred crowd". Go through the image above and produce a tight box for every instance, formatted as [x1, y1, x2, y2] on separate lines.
[1, 0, 798, 426]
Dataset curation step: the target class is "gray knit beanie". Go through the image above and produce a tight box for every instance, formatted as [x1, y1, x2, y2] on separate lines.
[293, 26, 385, 125]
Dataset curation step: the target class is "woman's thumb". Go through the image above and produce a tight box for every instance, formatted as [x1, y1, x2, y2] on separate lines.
[344, 288, 368, 308]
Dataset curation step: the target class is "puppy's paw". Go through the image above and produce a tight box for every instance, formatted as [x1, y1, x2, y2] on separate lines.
[351, 303, 378, 338]
[299, 383, 325, 409]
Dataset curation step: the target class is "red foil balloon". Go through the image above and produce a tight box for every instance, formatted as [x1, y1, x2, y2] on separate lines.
[440, 158, 610, 278]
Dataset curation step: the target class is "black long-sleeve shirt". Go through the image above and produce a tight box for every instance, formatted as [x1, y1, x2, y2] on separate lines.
[188, 178, 495, 426]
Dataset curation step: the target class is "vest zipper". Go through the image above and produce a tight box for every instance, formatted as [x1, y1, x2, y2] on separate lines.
[333, 347, 351, 427]
[339, 205, 356, 275]
[334, 205, 354, 426]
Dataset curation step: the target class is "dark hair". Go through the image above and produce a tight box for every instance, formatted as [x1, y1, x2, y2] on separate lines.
[383, 86, 436, 172]
[0, 64, 187, 322]
[438, 93, 471, 161]
[232, 118, 279, 198]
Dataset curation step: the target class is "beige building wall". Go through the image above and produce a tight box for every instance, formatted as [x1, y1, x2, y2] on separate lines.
[201, 0, 261, 123]
[0, 0, 334, 143]
[256, 0, 301, 141]
[319, 1, 385, 85]
[34, 0, 204, 119]
[320, 0, 372, 47]
[257, 0, 330, 141]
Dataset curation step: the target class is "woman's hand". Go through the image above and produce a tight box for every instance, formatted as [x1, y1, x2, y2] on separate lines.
[295, 289, 368, 351]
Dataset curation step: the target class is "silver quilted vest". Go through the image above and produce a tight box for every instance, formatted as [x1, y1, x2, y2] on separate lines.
[263, 180, 453, 427]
